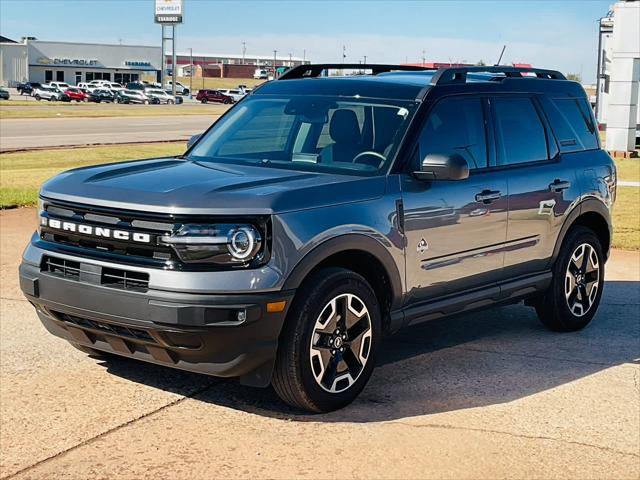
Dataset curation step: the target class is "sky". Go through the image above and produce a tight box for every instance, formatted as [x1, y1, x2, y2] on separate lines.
[0, 0, 613, 83]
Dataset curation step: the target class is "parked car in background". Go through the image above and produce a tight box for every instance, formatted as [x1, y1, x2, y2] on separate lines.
[33, 85, 69, 102]
[253, 68, 268, 79]
[64, 87, 88, 102]
[164, 80, 190, 95]
[49, 81, 71, 92]
[76, 82, 94, 91]
[0, 87, 10, 100]
[219, 89, 246, 103]
[88, 89, 115, 103]
[145, 89, 176, 104]
[196, 89, 234, 104]
[16, 82, 41, 96]
[126, 82, 146, 92]
[102, 82, 124, 92]
[115, 89, 150, 104]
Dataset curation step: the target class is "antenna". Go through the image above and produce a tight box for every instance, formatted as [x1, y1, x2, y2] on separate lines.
[495, 45, 507, 66]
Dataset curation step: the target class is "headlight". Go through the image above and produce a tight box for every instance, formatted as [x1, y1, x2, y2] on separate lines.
[160, 223, 264, 266]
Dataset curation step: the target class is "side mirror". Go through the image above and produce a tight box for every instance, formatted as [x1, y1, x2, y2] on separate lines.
[413, 153, 469, 181]
[187, 133, 202, 148]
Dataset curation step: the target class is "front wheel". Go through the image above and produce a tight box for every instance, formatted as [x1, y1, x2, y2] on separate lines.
[535, 226, 605, 331]
[272, 268, 381, 412]
[201, 98, 208, 104]
[35, 94, 41, 101]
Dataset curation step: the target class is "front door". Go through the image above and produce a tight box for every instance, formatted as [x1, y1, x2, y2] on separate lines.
[401, 95, 508, 306]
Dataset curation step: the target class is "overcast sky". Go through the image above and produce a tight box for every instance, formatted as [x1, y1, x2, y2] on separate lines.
[1, 0, 612, 82]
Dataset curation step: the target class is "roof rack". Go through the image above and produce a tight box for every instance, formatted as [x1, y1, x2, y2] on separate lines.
[430, 66, 566, 85]
[278, 63, 436, 80]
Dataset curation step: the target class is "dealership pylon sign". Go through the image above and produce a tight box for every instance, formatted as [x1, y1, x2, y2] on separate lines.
[155, 0, 183, 24]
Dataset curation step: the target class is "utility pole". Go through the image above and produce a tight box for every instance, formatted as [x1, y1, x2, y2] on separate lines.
[273, 50, 277, 78]
[421, 49, 426, 65]
[342, 45, 346, 63]
[303, 49, 306, 63]
[363, 55, 367, 65]
[242, 41, 246, 64]
[189, 47, 193, 99]
[289, 52, 292, 66]
[171, 24, 177, 99]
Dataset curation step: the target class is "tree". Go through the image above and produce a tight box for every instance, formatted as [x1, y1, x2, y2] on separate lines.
[566, 73, 582, 82]
[476, 59, 487, 66]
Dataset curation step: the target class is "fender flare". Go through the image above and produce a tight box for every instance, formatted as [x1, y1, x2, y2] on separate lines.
[551, 198, 612, 263]
[282, 234, 404, 309]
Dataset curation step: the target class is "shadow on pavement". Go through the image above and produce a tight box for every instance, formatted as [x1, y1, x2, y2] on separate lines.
[98, 280, 640, 422]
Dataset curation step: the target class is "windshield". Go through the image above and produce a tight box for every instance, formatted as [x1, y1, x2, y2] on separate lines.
[188, 94, 417, 175]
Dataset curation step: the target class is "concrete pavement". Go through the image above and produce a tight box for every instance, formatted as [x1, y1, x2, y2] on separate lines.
[0, 115, 217, 151]
[0, 208, 638, 479]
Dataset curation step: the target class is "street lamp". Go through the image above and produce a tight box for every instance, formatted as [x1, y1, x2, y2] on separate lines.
[273, 50, 277, 78]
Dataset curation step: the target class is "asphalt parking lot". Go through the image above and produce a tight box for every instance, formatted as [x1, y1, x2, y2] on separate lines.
[0, 207, 638, 479]
[0, 114, 217, 151]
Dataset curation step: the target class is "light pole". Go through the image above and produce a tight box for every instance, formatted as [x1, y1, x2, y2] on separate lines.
[421, 49, 426, 65]
[189, 47, 193, 99]
[363, 55, 367, 65]
[242, 41, 246, 64]
[289, 52, 292, 66]
[342, 45, 346, 63]
[273, 50, 277, 78]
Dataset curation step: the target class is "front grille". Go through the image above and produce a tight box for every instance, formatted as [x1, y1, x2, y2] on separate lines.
[39, 199, 179, 269]
[41, 255, 150, 292]
[42, 256, 81, 280]
[101, 267, 149, 291]
[55, 311, 156, 343]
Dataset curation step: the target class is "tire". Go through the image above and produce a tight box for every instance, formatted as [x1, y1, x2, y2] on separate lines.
[272, 267, 381, 412]
[223, 99, 230, 105]
[35, 94, 41, 101]
[201, 98, 208, 104]
[144, 100, 149, 105]
[535, 226, 605, 332]
[168, 99, 174, 104]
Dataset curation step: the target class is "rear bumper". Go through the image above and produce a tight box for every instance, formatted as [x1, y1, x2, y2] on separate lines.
[19, 261, 294, 387]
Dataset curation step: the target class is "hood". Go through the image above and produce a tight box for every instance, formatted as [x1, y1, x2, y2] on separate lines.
[41, 157, 387, 215]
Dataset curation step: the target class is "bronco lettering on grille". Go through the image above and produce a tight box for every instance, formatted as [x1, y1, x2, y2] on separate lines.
[41, 217, 151, 243]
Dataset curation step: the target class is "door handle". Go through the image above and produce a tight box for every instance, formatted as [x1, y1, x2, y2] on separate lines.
[548, 179, 571, 192]
[475, 190, 502, 204]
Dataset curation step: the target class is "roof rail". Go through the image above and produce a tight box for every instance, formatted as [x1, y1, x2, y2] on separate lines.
[430, 66, 566, 85]
[278, 63, 436, 80]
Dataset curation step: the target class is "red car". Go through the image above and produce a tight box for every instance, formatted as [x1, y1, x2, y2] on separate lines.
[64, 87, 88, 102]
[196, 89, 234, 104]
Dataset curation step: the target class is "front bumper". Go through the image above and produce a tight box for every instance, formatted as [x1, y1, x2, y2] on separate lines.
[19, 258, 294, 387]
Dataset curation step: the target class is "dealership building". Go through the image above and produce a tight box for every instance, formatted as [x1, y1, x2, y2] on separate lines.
[0, 37, 162, 86]
[0, 36, 309, 86]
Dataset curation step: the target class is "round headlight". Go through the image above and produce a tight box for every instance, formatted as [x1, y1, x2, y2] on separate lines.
[229, 227, 257, 260]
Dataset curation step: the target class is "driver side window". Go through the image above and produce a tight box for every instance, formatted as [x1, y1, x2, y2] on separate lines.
[418, 97, 488, 170]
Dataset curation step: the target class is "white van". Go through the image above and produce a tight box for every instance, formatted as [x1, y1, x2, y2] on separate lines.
[253, 68, 268, 79]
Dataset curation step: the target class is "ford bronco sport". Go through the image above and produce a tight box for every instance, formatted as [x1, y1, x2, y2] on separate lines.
[20, 64, 616, 412]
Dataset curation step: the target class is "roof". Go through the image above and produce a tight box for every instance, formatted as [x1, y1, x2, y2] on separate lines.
[176, 52, 306, 62]
[256, 65, 581, 101]
[0, 35, 18, 43]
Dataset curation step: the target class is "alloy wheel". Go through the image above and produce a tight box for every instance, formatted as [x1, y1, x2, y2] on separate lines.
[565, 243, 600, 317]
[308, 293, 373, 393]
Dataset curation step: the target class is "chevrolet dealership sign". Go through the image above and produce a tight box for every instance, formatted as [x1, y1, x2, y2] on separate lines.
[155, 0, 183, 24]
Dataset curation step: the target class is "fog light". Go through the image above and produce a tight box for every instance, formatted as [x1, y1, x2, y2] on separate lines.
[236, 310, 247, 322]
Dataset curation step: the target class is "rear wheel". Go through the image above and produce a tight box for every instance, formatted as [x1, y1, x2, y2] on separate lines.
[535, 226, 605, 332]
[272, 268, 381, 412]
[201, 98, 208, 104]
[35, 94, 41, 101]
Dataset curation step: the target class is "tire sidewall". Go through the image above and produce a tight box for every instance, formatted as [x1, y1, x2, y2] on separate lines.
[550, 227, 605, 330]
[291, 270, 382, 411]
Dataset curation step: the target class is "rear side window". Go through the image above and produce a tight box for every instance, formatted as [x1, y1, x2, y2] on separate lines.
[418, 97, 488, 169]
[545, 97, 599, 152]
[492, 97, 548, 165]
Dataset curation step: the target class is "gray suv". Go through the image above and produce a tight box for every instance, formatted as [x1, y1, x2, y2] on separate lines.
[20, 65, 616, 412]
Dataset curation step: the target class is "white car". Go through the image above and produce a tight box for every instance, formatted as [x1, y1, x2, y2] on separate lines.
[49, 81, 70, 91]
[220, 89, 246, 102]
[33, 85, 66, 101]
[102, 82, 125, 92]
[164, 80, 190, 95]
[145, 89, 176, 104]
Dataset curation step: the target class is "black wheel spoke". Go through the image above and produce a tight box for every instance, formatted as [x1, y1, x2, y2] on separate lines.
[567, 288, 579, 309]
[320, 355, 339, 389]
[578, 284, 590, 310]
[342, 347, 363, 377]
[580, 247, 589, 271]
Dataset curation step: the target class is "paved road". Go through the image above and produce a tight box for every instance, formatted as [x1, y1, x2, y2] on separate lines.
[1, 208, 638, 479]
[0, 115, 217, 151]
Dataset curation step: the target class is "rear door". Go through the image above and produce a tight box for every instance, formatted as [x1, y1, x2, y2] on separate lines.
[490, 95, 582, 277]
[401, 95, 508, 305]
